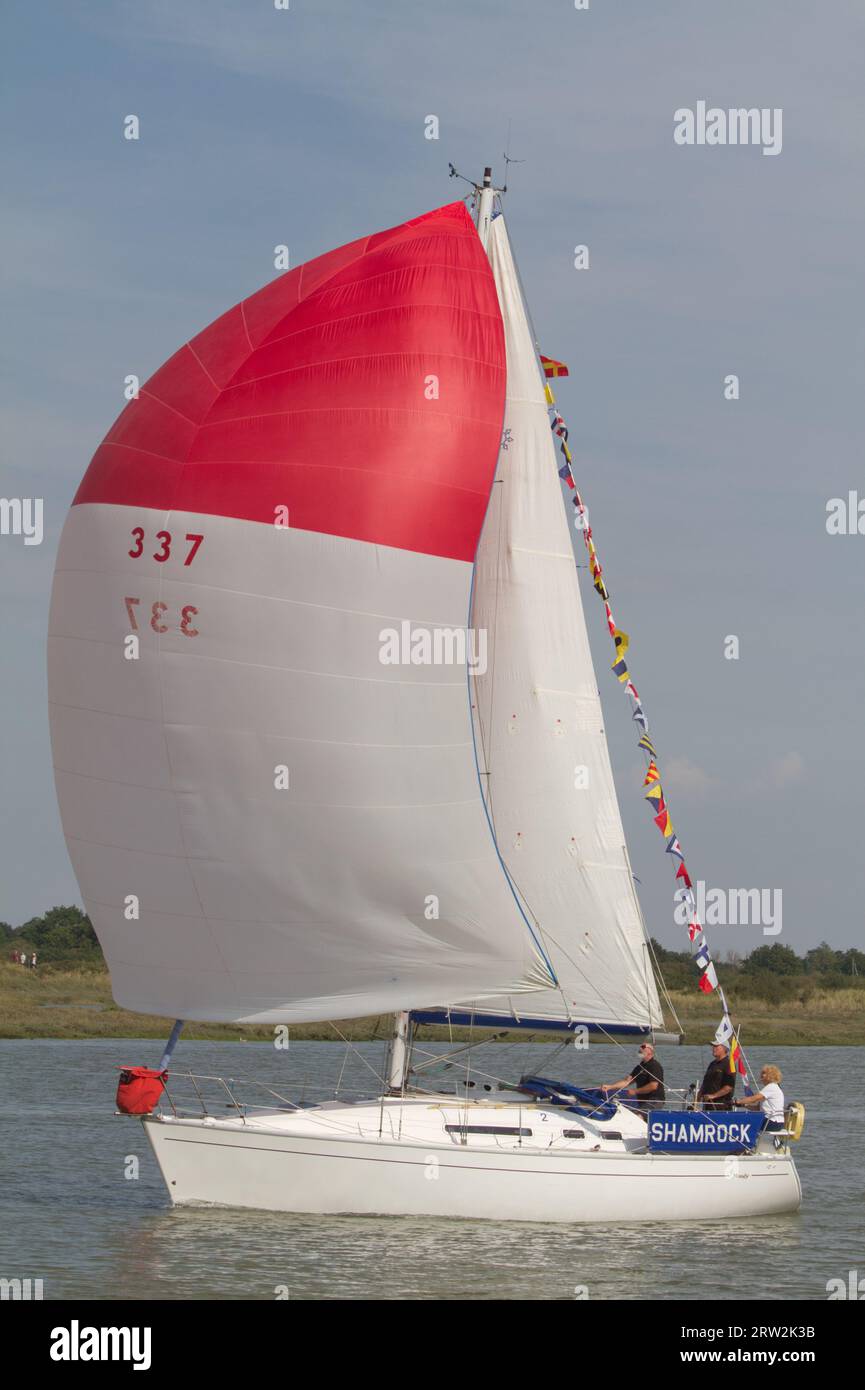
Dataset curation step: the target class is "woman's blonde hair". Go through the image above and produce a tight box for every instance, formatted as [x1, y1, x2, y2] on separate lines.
[761, 1064, 782, 1084]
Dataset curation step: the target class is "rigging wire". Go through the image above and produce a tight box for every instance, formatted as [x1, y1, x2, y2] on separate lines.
[471, 478, 505, 800]
[533, 312, 745, 1073]
[334, 1025, 353, 1097]
[498, 201, 682, 1045]
[328, 1021, 391, 1088]
[437, 194, 682, 1062]
[646, 931, 684, 1036]
[467, 196, 582, 1021]
[509, 185, 742, 1055]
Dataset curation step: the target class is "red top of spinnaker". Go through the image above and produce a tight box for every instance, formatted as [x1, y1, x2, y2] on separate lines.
[75, 201, 505, 562]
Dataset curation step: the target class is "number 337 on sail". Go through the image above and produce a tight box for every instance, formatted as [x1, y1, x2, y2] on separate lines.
[128, 527, 204, 565]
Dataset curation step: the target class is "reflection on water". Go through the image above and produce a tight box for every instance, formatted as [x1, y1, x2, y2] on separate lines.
[0, 1039, 860, 1300]
[109, 1206, 810, 1302]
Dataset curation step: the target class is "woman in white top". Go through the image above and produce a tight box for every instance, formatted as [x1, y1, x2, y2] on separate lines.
[735, 1064, 786, 1131]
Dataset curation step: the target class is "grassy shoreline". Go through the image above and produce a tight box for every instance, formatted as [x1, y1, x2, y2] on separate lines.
[1, 963, 863, 1045]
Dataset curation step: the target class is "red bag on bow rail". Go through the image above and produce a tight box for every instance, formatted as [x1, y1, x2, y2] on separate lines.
[115, 1066, 167, 1115]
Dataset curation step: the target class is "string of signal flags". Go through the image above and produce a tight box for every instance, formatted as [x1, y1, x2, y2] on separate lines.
[539, 354, 748, 1082]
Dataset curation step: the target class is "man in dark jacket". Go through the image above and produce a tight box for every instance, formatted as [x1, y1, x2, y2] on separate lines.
[602, 1043, 665, 1114]
[698, 1042, 736, 1110]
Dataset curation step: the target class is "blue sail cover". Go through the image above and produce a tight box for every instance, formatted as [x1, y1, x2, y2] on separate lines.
[410, 1009, 654, 1037]
[517, 1076, 617, 1120]
[648, 1111, 765, 1154]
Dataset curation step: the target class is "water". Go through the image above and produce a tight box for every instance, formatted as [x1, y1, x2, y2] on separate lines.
[0, 1039, 860, 1300]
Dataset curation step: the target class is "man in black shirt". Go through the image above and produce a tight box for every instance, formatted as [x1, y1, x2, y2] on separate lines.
[602, 1043, 665, 1114]
[698, 1042, 736, 1110]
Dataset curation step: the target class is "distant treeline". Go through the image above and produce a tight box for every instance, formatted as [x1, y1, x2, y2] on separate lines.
[2, 906, 101, 965]
[651, 938, 865, 1004]
[2, 909, 864, 1001]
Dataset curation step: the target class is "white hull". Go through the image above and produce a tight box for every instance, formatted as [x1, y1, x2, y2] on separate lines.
[142, 1095, 801, 1224]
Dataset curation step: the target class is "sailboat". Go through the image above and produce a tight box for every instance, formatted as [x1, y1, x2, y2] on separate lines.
[48, 168, 802, 1222]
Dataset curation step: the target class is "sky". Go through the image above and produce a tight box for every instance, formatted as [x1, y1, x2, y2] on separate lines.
[1, 0, 863, 956]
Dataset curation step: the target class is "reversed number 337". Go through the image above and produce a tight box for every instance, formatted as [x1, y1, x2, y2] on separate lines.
[124, 597, 199, 637]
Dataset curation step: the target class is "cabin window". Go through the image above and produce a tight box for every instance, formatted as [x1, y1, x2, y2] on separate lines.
[444, 1124, 532, 1137]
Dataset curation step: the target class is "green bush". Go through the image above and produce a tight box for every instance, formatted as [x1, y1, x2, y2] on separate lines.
[11, 906, 103, 964]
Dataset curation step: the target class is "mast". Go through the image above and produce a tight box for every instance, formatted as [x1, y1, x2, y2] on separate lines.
[475, 165, 503, 250]
[383, 164, 505, 1098]
[386, 1010, 412, 1094]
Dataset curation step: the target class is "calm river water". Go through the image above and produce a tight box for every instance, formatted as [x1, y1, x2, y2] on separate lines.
[0, 1038, 860, 1300]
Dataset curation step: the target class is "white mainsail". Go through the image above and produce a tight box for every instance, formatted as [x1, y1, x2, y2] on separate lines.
[438, 213, 664, 1032]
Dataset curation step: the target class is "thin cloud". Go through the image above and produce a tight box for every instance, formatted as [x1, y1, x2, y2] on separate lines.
[662, 756, 717, 799]
[769, 752, 805, 788]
